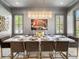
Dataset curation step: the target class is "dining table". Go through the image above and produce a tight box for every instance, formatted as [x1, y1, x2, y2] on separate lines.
[3, 35, 76, 59]
[3, 35, 75, 42]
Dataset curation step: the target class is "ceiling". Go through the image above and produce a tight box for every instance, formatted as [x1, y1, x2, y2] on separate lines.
[1, 0, 79, 8]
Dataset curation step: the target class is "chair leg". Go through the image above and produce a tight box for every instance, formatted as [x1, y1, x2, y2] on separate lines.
[40, 51, 42, 59]
[66, 51, 68, 59]
[49, 52, 54, 59]
[11, 51, 13, 59]
[77, 43, 78, 56]
[27, 52, 30, 58]
[55, 51, 56, 58]
[60, 51, 68, 59]
[23, 51, 26, 59]
[1, 48, 3, 58]
[38, 50, 41, 59]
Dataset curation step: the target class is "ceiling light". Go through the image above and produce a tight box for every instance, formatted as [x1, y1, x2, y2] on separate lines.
[15, 2, 19, 5]
[60, 2, 64, 5]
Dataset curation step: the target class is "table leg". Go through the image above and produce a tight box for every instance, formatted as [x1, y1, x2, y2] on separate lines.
[39, 41, 41, 59]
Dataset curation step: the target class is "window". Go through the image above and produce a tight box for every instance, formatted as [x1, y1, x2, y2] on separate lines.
[14, 15, 23, 34]
[75, 10, 79, 37]
[55, 15, 64, 34]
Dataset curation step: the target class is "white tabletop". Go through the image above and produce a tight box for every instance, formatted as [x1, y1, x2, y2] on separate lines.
[58, 37, 75, 42]
[3, 35, 75, 43]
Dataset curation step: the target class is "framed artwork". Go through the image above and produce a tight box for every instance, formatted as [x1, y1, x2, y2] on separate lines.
[0, 16, 5, 31]
[0, 16, 9, 32]
[31, 19, 47, 30]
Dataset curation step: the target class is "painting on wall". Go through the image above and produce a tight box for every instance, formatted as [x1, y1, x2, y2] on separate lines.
[31, 19, 47, 30]
[0, 16, 9, 32]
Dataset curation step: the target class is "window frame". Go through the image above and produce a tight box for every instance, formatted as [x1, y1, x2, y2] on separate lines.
[74, 9, 79, 37]
[55, 14, 64, 34]
[13, 14, 24, 35]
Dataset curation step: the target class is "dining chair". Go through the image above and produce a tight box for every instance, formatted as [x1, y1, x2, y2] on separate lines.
[41, 41, 55, 59]
[67, 36, 78, 57]
[25, 41, 39, 58]
[55, 41, 69, 59]
[10, 42, 25, 59]
[0, 36, 10, 57]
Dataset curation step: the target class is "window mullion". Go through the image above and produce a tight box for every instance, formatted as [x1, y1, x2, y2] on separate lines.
[14, 15, 23, 34]
[59, 16, 60, 33]
[18, 16, 20, 33]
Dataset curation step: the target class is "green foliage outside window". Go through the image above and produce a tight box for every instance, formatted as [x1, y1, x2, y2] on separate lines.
[14, 15, 23, 34]
[75, 10, 79, 37]
[56, 15, 64, 34]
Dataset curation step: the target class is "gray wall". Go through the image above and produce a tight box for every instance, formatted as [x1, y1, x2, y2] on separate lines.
[67, 2, 79, 36]
[0, 4, 12, 38]
[12, 7, 66, 35]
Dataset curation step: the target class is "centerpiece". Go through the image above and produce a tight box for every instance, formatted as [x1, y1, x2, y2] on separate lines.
[36, 31, 44, 38]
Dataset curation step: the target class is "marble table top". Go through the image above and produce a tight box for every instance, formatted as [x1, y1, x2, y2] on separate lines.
[3, 35, 75, 43]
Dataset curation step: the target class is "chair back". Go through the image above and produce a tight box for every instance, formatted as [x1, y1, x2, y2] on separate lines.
[68, 36, 78, 42]
[25, 41, 39, 51]
[41, 41, 54, 51]
[11, 42, 25, 52]
[55, 41, 69, 51]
